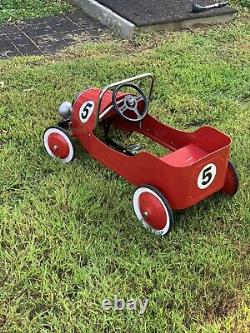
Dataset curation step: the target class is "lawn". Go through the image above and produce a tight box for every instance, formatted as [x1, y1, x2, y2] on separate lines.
[0, 0, 73, 24]
[0, 13, 250, 332]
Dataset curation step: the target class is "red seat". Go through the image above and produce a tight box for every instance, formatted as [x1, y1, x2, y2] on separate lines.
[160, 144, 207, 167]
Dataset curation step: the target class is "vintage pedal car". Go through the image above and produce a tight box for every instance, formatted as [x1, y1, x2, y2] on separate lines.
[43, 73, 239, 236]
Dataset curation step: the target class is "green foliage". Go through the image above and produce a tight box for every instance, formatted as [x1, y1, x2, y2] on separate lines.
[0, 0, 72, 24]
[232, 0, 250, 8]
[0, 17, 249, 333]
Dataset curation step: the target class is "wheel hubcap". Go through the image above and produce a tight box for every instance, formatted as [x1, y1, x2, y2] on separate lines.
[139, 192, 167, 230]
[48, 133, 70, 158]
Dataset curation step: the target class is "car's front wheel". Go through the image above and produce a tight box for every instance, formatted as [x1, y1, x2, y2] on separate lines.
[43, 126, 75, 163]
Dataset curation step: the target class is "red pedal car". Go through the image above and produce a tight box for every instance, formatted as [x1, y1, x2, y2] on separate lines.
[43, 73, 239, 235]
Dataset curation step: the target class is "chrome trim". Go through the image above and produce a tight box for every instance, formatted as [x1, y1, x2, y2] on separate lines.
[99, 99, 124, 120]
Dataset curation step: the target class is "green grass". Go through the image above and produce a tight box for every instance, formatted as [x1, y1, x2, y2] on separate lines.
[235, 0, 250, 8]
[0, 15, 250, 332]
[231, 0, 250, 8]
[0, 0, 73, 24]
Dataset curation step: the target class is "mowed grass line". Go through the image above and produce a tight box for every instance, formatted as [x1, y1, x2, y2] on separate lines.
[0, 0, 73, 24]
[0, 18, 250, 332]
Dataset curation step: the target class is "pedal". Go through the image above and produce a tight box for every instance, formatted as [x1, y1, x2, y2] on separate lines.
[127, 144, 142, 154]
[58, 119, 70, 129]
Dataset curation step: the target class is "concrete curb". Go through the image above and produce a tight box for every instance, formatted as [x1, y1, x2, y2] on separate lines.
[139, 13, 234, 33]
[73, 0, 136, 38]
[73, 0, 236, 39]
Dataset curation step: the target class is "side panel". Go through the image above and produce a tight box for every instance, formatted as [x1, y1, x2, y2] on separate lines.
[81, 134, 230, 210]
[71, 89, 100, 149]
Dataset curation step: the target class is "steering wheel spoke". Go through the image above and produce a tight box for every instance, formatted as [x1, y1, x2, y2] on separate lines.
[132, 107, 141, 117]
[120, 103, 127, 114]
[136, 96, 144, 102]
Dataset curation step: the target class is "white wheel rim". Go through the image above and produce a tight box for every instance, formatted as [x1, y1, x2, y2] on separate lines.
[133, 187, 171, 236]
[43, 128, 74, 163]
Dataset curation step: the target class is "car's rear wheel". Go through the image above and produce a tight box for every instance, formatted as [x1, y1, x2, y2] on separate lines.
[220, 160, 239, 196]
[43, 126, 75, 163]
[133, 185, 174, 236]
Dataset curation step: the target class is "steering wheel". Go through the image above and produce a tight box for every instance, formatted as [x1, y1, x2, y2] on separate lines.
[112, 83, 148, 122]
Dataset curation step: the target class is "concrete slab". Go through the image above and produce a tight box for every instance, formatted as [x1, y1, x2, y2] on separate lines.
[0, 35, 22, 57]
[73, 0, 236, 38]
[0, 11, 110, 59]
[97, 0, 236, 26]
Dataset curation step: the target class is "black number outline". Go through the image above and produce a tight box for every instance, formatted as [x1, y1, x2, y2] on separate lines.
[201, 166, 213, 186]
